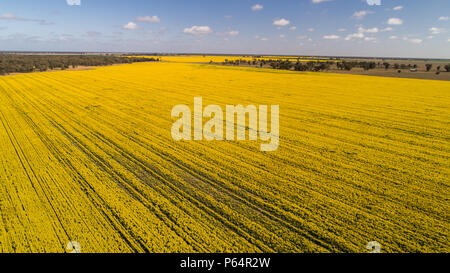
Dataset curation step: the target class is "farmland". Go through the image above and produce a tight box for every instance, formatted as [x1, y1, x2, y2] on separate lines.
[154, 55, 336, 63]
[146, 55, 450, 81]
[0, 61, 449, 253]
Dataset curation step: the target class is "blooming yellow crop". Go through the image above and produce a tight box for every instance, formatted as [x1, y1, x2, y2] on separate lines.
[0, 61, 448, 253]
[133, 55, 337, 63]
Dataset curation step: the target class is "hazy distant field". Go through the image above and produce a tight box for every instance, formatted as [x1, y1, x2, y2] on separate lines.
[0, 61, 448, 253]
[151, 55, 450, 81]
[155, 55, 337, 63]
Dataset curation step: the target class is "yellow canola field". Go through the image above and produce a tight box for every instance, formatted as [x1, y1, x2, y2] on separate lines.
[157, 55, 255, 63]
[136, 55, 336, 63]
[0, 62, 449, 253]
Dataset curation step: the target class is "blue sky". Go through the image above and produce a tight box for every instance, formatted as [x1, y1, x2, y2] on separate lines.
[0, 0, 449, 58]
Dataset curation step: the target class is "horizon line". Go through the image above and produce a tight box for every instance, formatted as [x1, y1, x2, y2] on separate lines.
[1, 50, 449, 61]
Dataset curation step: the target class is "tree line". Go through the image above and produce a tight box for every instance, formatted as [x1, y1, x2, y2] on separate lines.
[222, 58, 450, 73]
[0, 55, 159, 75]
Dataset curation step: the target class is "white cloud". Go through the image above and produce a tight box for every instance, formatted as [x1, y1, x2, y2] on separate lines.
[254, 35, 268, 41]
[345, 32, 364, 40]
[0, 14, 20, 20]
[323, 35, 339, 40]
[280, 34, 286, 38]
[352, 10, 372, 19]
[273, 18, 290, 27]
[345, 26, 379, 40]
[123, 22, 138, 30]
[381, 27, 393, 32]
[251, 4, 263, 11]
[408, 38, 423, 44]
[338, 28, 347, 32]
[393, 6, 403, 11]
[66, 0, 81, 6]
[137, 16, 160, 23]
[289, 26, 297, 31]
[359, 27, 379, 33]
[429, 27, 444, 35]
[387, 18, 403, 25]
[366, 0, 381, 6]
[389, 35, 398, 39]
[403, 37, 422, 44]
[448, 38, 450, 42]
[307, 28, 315, 32]
[217, 30, 239, 37]
[438, 16, 449, 21]
[364, 37, 376, 41]
[183, 25, 213, 36]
